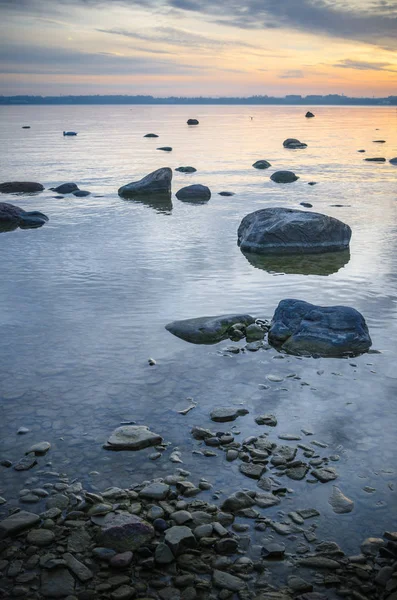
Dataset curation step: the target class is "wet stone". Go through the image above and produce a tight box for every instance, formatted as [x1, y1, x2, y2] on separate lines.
[215, 537, 238, 554]
[40, 567, 75, 597]
[329, 486, 354, 514]
[98, 513, 154, 552]
[165, 526, 197, 555]
[255, 414, 277, 426]
[104, 425, 162, 451]
[297, 508, 320, 519]
[239, 463, 266, 479]
[14, 456, 37, 471]
[286, 464, 309, 480]
[210, 408, 249, 422]
[26, 441, 51, 455]
[262, 542, 285, 558]
[0, 510, 40, 539]
[155, 542, 175, 564]
[139, 483, 170, 500]
[213, 569, 246, 592]
[26, 529, 55, 546]
[361, 537, 386, 556]
[110, 585, 136, 600]
[311, 467, 338, 482]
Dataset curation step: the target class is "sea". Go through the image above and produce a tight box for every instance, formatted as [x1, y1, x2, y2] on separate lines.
[0, 104, 396, 567]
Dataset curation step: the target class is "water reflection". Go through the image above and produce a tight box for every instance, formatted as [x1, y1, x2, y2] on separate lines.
[241, 248, 350, 276]
[120, 193, 172, 214]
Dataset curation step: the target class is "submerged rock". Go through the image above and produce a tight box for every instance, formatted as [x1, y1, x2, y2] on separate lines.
[165, 314, 254, 344]
[176, 184, 211, 202]
[52, 182, 79, 194]
[0, 181, 44, 193]
[238, 207, 351, 255]
[210, 407, 249, 422]
[283, 138, 307, 149]
[0, 511, 40, 539]
[268, 299, 371, 357]
[118, 167, 172, 198]
[0, 202, 49, 231]
[253, 160, 271, 169]
[270, 170, 299, 183]
[73, 190, 91, 197]
[175, 166, 197, 173]
[104, 425, 162, 450]
[218, 191, 234, 196]
[364, 157, 386, 162]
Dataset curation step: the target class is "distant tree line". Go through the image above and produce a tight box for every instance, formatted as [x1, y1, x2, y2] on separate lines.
[0, 94, 396, 106]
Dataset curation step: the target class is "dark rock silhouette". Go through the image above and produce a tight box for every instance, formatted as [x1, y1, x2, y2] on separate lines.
[175, 166, 196, 173]
[118, 167, 172, 198]
[364, 157, 386, 162]
[0, 202, 48, 232]
[144, 133, 159, 137]
[270, 171, 299, 183]
[283, 138, 307, 149]
[176, 184, 211, 203]
[73, 190, 91, 197]
[52, 183, 79, 194]
[187, 119, 199, 125]
[0, 182, 44, 194]
[63, 131, 77, 136]
[157, 146, 172, 152]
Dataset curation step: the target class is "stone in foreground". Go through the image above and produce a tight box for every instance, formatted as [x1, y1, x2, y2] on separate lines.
[213, 569, 246, 591]
[165, 314, 254, 344]
[238, 208, 351, 255]
[0, 510, 40, 539]
[270, 170, 299, 183]
[0, 181, 44, 193]
[41, 567, 75, 597]
[98, 512, 154, 551]
[176, 184, 211, 202]
[268, 299, 371, 357]
[104, 425, 162, 450]
[118, 167, 172, 198]
[0, 202, 49, 231]
[283, 138, 307, 149]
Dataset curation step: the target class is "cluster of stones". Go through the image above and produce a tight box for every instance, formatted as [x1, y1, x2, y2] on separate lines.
[1, 464, 395, 600]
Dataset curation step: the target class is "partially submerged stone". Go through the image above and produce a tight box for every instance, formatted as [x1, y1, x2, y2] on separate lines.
[270, 170, 299, 183]
[0, 181, 44, 193]
[238, 208, 351, 255]
[98, 512, 154, 551]
[305, 111, 315, 118]
[268, 299, 372, 357]
[283, 138, 307, 149]
[165, 314, 254, 344]
[104, 425, 162, 450]
[0, 202, 49, 231]
[52, 182, 79, 194]
[253, 160, 271, 169]
[176, 184, 211, 202]
[329, 486, 354, 514]
[175, 166, 197, 173]
[187, 119, 199, 125]
[210, 407, 249, 422]
[0, 510, 40, 539]
[118, 167, 172, 198]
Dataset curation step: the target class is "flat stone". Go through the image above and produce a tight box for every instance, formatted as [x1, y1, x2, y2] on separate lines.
[14, 456, 37, 471]
[139, 483, 170, 500]
[46, 494, 69, 510]
[64, 553, 93, 581]
[104, 425, 162, 451]
[26, 529, 55, 546]
[255, 492, 280, 508]
[239, 463, 266, 480]
[110, 585, 136, 600]
[311, 467, 338, 482]
[286, 464, 309, 480]
[213, 569, 246, 591]
[298, 556, 340, 569]
[255, 414, 277, 426]
[328, 486, 354, 513]
[166, 314, 254, 345]
[287, 576, 313, 593]
[98, 513, 154, 551]
[210, 407, 249, 422]
[175, 166, 196, 173]
[0, 510, 40, 539]
[297, 508, 320, 519]
[262, 542, 285, 558]
[0, 181, 44, 193]
[40, 567, 75, 597]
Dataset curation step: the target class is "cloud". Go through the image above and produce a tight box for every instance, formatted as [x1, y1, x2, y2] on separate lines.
[279, 69, 305, 79]
[334, 58, 397, 72]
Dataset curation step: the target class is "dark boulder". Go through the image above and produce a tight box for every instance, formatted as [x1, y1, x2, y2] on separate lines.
[283, 138, 307, 149]
[165, 314, 255, 344]
[0, 202, 49, 232]
[364, 157, 386, 162]
[305, 112, 315, 118]
[252, 160, 271, 169]
[157, 146, 172, 152]
[175, 166, 197, 173]
[0, 182, 44, 194]
[270, 171, 299, 183]
[118, 167, 172, 198]
[268, 299, 372, 357]
[22, 126, 31, 129]
[144, 133, 159, 138]
[73, 190, 91, 197]
[357, 149, 366, 152]
[219, 191, 234, 196]
[373, 140, 385, 143]
[308, 181, 317, 186]
[52, 183, 79, 194]
[63, 131, 77, 136]
[237, 207, 351, 255]
[389, 157, 397, 165]
[176, 184, 211, 202]
[187, 119, 199, 125]
[300, 202, 312, 208]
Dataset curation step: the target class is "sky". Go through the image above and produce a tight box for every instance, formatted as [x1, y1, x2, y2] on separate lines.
[0, 0, 396, 97]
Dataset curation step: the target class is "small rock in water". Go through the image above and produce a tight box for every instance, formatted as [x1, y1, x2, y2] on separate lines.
[329, 486, 354, 513]
[267, 374, 284, 382]
[311, 467, 338, 482]
[104, 425, 162, 451]
[17, 427, 30, 434]
[262, 542, 285, 558]
[26, 441, 51, 455]
[148, 358, 156, 365]
[300, 202, 313, 208]
[278, 433, 302, 440]
[157, 146, 172, 151]
[255, 414, 277, 426]
[210, 407, 249, 422]
[14, 456, 37, 471]
[218, 191, 235, 196]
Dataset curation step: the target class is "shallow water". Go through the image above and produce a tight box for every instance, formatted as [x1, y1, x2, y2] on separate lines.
[0, 105, 396, 571]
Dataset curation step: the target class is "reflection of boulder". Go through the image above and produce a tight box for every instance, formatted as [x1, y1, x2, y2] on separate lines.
[268, 299, 372, 357]
[241, 248, 350, 276]
[0, 202, 49, 232]
[121, 193, 172, 214]
[166, 314, 254, 344]
[238, 208, 351, 255]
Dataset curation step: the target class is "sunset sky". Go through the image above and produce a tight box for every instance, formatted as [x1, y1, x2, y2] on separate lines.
[0, 0, 396, 96]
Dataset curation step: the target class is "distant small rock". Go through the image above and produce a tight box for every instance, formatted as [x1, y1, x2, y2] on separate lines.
[271, 171, 299, 183]
[0, 181, 44, 194]
[283, 138, 307, 149]
[187, 119, 199, 125]
[389, 157, 397, 165]
[305, 111, 315, 118]
[308, 181, 317, 186]
[144, 133, 159, 137]
[176, 184, 211, 202]
[73, 190, 91, 197]
[22, 126, 31, 129]
[218, 191, 234, 196]
[300, 202, 312, 208]
[357, 149, 366, 152]
[157, 146, 172, 151]
[175, 166, 196, 173]
[252, 160, 271, 169]
[364, 157, 386, 162]
[52, 183, 79, 194]
[373, 140, 385, 143]
[63, 131, 77, 136]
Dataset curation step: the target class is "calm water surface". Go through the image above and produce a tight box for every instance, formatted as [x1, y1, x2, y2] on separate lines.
[0, 105, 396, 570]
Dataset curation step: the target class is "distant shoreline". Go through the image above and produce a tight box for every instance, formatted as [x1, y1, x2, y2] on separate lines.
[0, 94, 396, 106]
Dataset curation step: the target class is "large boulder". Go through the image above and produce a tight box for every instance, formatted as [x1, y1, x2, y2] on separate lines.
[176, 184, 211, 202]
[118, 167, 172, 198]
[283, 138, 307, 149]
[237, 208, 351, 255]
[0, 202, 49, 231]
[165, 314, 254, 344]
[270, 171, 299, 183]
[268, 299, 372, 357]
[0, 182, 44, 193]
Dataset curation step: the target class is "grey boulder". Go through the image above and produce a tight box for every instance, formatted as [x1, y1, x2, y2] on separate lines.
[0, 202, 49, 231]
[253, 160, 271, 169]
[165, 314, 254, 344]
[104, 425, 162, 450]
[237, 207, 351, 255]
[283, 138, 307, 149]
[52, 183, 79, 194]
[98, 512, 154, 551]
[270, 170, 299, 183]
[268, 298, 372, 357]
[176, 184, 211, 202]
[0, 181, 44, 193]
[118, 167, 172, 198]
[0, 510, 40, 539]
